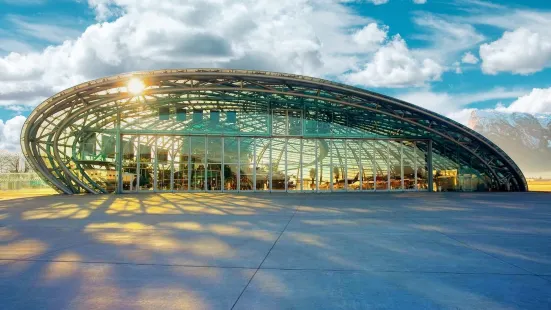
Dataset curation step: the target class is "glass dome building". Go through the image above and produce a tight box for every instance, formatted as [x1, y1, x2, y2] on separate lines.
[21, 69, 527, 194]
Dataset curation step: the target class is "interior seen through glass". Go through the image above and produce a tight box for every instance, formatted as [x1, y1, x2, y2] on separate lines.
[111, 135, 476, 193]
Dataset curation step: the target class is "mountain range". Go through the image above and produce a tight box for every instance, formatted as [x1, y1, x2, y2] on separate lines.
[468, 111, 551, 178]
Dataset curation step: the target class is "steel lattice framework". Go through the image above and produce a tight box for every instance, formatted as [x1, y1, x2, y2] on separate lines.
[21, 69, 527, 194]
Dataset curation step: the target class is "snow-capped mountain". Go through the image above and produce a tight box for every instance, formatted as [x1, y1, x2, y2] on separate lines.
[468, 111, 551, 178]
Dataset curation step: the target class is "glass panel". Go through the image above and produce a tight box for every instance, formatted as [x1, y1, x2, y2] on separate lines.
[272, 110, 287, 136]
[433, 144, 460, 192]
[156, 136, 172, 191]
[347, 140, 361, 191]
[403, 141, 416, 190]
[415, 141, 428, 191]
[361, 141, 375, 191]
[174, 137, 189, 191]
[206, 137, 222, 191]
[302, 139, 317, 191]
[389, 141, 402, 190]
[331, 139, 346, 191]
[240, 137, 254, 190]
[190, 136, 206, 190]
[374, 140, 388, 190]
[288, 110, 303, 136]
[271, 138, 286, 190]
[121, 135, 137, 191]
[256, 138, 271, 191]
[287, 138, 301, 191]
[318, 139, 331, 191]
[138, 135, 154, 191]
[224, 137, 238, 191]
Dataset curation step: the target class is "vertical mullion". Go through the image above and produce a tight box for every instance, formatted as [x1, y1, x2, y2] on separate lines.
[253, 139, 257, 192]
[387, 141, 391, 191]
[315, 139, 319, 192]
[401, 141, 404, 191]
[221, 137, 225, 192]
[154, 136, 158, 192]
[300, 138, 303, 191]
[284, 138, 288, 192]
[414, 141, 418, 191]
[237, 137, 241, 192]
[329, 139, 333, 191]
[204, 136, 208, 191]
[344, 139, 348, 191]
[170, 137, 174, 192]
[187, 136, 191, 192]
[136, 136, 140, 192]
[359, 140, 363, 192]
[269, 139, 272, 191]
[372, 141, 376, 192]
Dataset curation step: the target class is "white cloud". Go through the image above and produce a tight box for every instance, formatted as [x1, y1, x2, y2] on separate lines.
[496, 88, 551, 114]
[8, 15, 82, 44]
[342, 35, 443, 88]
[352, 23, 388, 51]
[0, 0, 377, 111]
[411, 13, 485, 63]
[461, 52, 479, 64]
[453, 61, 462, 74]
[366, 0, 389, 4]
[398, 91, 453, 115]
[0, 115, 26, 152]
[397, 87, 530, 124]
[480, 28, 551, 75]
[413, 0, 427, 4]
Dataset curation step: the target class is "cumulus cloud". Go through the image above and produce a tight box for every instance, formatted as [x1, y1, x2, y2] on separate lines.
[342, 35, 443, 88]
[496, 88, 551, 114]
[397, 87, 531, 124]
[480, 28, 551, 75]
[461, 52, 479, 64]
[352, 23, 388, 51]
[1, 0, 378, 111]
[0, 115, 26, 152]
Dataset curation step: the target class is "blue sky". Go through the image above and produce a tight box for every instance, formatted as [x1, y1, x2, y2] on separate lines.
[1, 0, 551, 151]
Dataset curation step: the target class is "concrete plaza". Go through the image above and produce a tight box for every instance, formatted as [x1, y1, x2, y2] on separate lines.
[1, 192, 550, 309]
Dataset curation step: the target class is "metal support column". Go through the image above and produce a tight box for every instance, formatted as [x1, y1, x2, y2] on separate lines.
[115, 107, 122, 194]
[299, 138, 303, 191]
[153, 136, 158, 192]
[204, 137, 208, 191]
[187, 136, 191, 192]
[414, 141, 418, 191]
[428, 140, 434, 192]
[237, 137, 241, 192]
[284, 138, 288, 192]
[221, 137, 225, 192]
[387, 141, 391, 191]
[400, 141, 404, 191]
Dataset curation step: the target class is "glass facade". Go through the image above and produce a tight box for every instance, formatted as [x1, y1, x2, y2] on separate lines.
[116, 135, 440, 193]
[21, 69, 527, 194]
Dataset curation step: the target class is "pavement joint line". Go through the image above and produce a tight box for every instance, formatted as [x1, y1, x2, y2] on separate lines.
[1, 258, 547, 276]
[230, 205, 300, 310]
[0, 239, 94, 267]
[410, 217, 551, 284]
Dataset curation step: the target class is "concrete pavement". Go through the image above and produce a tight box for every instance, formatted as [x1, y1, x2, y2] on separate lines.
[1, 192, 550, 309]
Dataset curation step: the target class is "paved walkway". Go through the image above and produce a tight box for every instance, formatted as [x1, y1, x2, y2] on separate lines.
[1, 192, 550, 309]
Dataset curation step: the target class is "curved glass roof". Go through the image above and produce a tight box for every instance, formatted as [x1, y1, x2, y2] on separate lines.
[21, 69, 527, 194]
